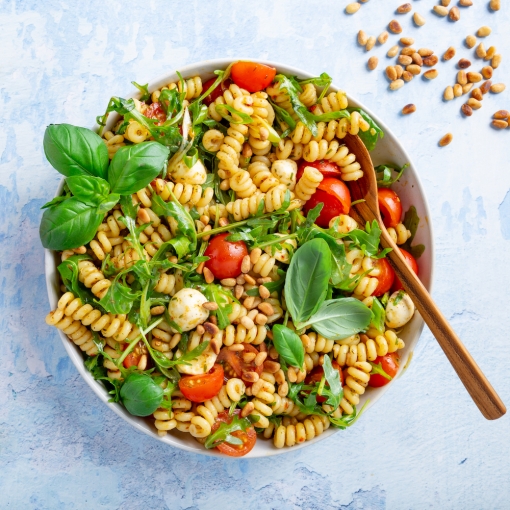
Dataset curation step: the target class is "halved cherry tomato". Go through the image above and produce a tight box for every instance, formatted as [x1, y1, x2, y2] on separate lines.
[122, 341, 150, 369]
[204, 233, 248, 280]
[178, 364, 224, 403]
[144, 102, 166, 123]
[392, 248, 419, 292]
[372, 257, 396, 296]
[305, 361, 344, 403]
[202, 78, 232, 106]
[230, 62, 276, 93]
[302, 177, 351, 228]
[368, 353, 400, 388]
[211, 410, 257, 457]
[297, 160, 343, 181]
[378, 188, 402, 228]
[123, 353, 140, 369]
[217, 344, 263, 384]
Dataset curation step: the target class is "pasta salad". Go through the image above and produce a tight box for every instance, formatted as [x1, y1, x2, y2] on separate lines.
[41, 61, 424, 456]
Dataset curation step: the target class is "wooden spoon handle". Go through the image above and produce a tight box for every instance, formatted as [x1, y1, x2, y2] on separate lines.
[380, 230, 506, 420]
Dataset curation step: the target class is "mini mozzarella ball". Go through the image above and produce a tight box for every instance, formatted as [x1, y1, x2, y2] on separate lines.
[264, 233, 298, 263]
[177, 345, 217, 375]
[168, 288, 209, 332]
[385, 291, 415, 329]
[271, 159, 297, 191]
[170, 158, 207, 185]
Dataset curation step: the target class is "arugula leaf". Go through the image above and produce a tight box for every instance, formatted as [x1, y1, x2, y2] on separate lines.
[322, 355, 343, 409]
[370, 296, 386, 333]
[375, 163, 409, 187]
[97, 270, 141, 314]
[328, 400, 369, 429]
[299, 72, 332, 88]
[347, 108, 384, 151]
[370, 361, 392, 381]
[58, 254, 102, 308]
[214, 104, 253, 124]
[131, 81, 150, 102]
[272, 324, 305, 368]
[204, 414, 253, 449]
[338, 220, 391, 258]
[203, 284, 233, 330]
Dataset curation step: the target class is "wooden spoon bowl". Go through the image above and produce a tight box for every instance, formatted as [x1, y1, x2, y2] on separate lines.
[343, 134, 506, 420]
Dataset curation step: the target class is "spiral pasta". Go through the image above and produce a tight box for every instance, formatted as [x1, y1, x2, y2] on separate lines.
[230, 169, 257, 198]
[294, 165, 323, 201]
[273, 415, 330, 448]
[217, 123, 248, 179]
[388, 223, 412, 245]
[248, 159, 280, 192]
[78, 260, 111, 299]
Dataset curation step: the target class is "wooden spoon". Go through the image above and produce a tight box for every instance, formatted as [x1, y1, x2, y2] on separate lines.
[343, 134, 506, 420]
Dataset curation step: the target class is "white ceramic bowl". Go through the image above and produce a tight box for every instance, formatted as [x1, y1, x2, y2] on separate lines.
[44, 59, 434, 458]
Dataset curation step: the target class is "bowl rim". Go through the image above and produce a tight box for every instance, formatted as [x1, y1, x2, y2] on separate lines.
[44, 58, 435, 458]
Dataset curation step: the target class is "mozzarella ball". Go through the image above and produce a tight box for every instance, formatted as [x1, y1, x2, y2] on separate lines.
[177, 345, 217, 375]
[385, 291, 415, 329]
[271, 159, 297, 191]
[264, 234, 298, 263]
[168, 288, 209, 332]
[170, 158, 207, 185]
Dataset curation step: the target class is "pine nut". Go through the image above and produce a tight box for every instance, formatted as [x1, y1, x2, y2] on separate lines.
[406, 64, 422, 75]
[453, 84, 463, 97]
[441, 0, 450, 5]
[358, 30, 368, 46]
[485, 46, 496, 61]
[477, 26, 492, 37]
[258, 285, 270, 299]
[449, 7, 460, 21]
[400, 37, 414, 47]
[413, 13, 426, 26]
[201, 224, 212, 241]
[368, 56, 378, 70]
[390, 79, 405, 90]
[467, 98, 482, 110]
[439, 133, 453, 147]
[197, 261, 205, 274]
[202, 301, 219, 311]
[402, 71, 413, 82]
[150, 306, 166, 315]
[346, 3, 360, 14]
[395, 65, 404, 78]
[423, 69, 438, 80]
[229, 344, 245, 351]
[263, 360, 281, 373]
[492, 54, 502, 69]
[258, 302, 274, 316]
[240, 402, 255, 418]
[242, 352, 257, 363]
[137, 208, 151, 224]
[203, 266, 214, 284]
[476, 43, 486, 59]
[444, 86, 454, 101]
[242, 371, 259, 383]
[254, 352, 267, 367]
[220, 278, 236, 287]
[457, 71, 467, 85]
[386, 66, 398, 81]
[465, 35, 477, 49]
[492, 120, 509, 129]
[461, 104, 473, 116]
[378, 31, 389, 45]
[481, 66, 493, 80]
[366, 36, 376, 51]
[471, 88, 483, 101]
[235, 284, 244, 300]
[398, 55, 413, 66]
[442, 47, 456, 61]
[490, 0, 500, 11]
[397, 3, 412, 14]
[467, 72, 482, 83]
[244, 274, 256, 285]
[255, 313, 267, 325]
[433, 6, 448, 16]
[412, 53, 423, 66]
[241, 255, 251, 273]
[199, 215, 210, 225]
[401, 47, 416, 56]
[389, 20, 403, 34]
[418, 48, 434, 57]
[287, 368, 297, 383]
[462, 83, 474, 94]
[218, 217, 229, 227]
[387, 45, 400, 57]
[490, 83, 506, 94]
[458, 58, 471, 69]
[494, 110, 510, 120]
[423, 55, 439, 67]
[204, 321, 220, 335]
[243, 296, 256, 309]
[459, 0, 472, 5]
[480, 81, 492, 94]
[402, 104, 416, 115]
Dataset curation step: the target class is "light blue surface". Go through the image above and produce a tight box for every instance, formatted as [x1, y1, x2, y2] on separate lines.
[1, 1, 509, 508]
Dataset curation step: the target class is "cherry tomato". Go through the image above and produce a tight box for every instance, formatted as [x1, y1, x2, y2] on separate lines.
[230, 62, 276, 93]
[212, 410, 257, 457]
[392, 248, 419, 292]
[122, 341, 150, 369]
[297, 160, 343, 181]
[202, 78, 232, 106]
[204, 233, 248, 280]
[378, 188, 403, 228]
[123, 353, 140, 369]
[368, 353, 400, 388]
[302, 178, 351, 228]
[372, 257, 396, 296]
[217, 344, 263, 384]
[305, 361, 344, 403]
[144, 102, 166, 123]
[178, 364, 224, 403]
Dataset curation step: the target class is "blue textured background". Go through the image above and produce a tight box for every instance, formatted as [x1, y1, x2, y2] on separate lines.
[1, 1, 509, 508]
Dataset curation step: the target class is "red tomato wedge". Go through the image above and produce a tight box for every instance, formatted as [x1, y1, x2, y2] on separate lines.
[230, 62, 276, 93]
[144, 102, 166, 123]
[297, 160, 343, 181]
[305, 361, 344, 403]
[204, 233, 248, 280]
[392, 248, 419, 292]
[202, 78, 232, 106]
[217, 344, 263, 384]
[378, 188, 402, 228]
[372, 258, 396, 296]
[212, 410, 257, 457]
[178, 364, 224, 403]
[368, 353, 400, 388]
[123, 353, 140, 369]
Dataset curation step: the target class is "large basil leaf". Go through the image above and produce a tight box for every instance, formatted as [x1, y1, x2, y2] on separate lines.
[284, 238, 332, 324]
[120, 373, 163, 417]
[108, 142, 170, 195]
[66, 175, 110, 206]
[272, 324, 305, 368]
[304, 298, 372, 340]
[43, 124, 109, 179]
[40, 197, 104, 250]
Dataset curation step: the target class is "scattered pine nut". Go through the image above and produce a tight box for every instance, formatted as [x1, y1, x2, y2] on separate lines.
[387, 45, 400, 58]
[458, 0, 472, 5]
[465, 35, 477, 49]
[481, 66, 493, 79]
[476, 43, 487, 59]
[453, 84, 463, 97]
[412, 53, 423, 66]
[490, 83, 506, 94]
[397, 3, 412, 14]
[423, 55, 439, 67]
[467, 72, 482, 83]
[492, 120, 509, 129]
[358, 30, 368, 46]
[492, 54, 502, 69]
[424, 69, 438, 80]
[390, 79, 405, 90]
[400, 37, 414, 47]
[433, 6, 449, 16]
[439, 133, 453, 147]
[449, 7, 460, 21]
[401, 47, 416, 56]
[386, 66, 398, 81]
[346, 3, 361, 14]
[462, 83, 474, 94]
[461, 104, 473, 116]
[467, 98, 482, 109]
[367, 56, 379, 70]
[444, 86, 454, 100]
[398, 55, 413, 66]
[471, 88, 483, 101]
[402, 71, 414, 82]
[395, 65, 404, 78]
[418, 48, 434, 57]
[494, 110, 510, 120]
[477, 26, 492, 37]
[457, 71, 468, 85]
[441, 0, 451, 6]
[490, 0, 500, 11]
[413, 13, 426, 26]
[366, 36, 376, 51]
[458, 58, 471, 69]
[378, 31, 389, 45]
[389, 20, 403, 34]
[443, 47, 456, 61]
[484, 46, 496, 61]
[402, 104, 416, 115]
[407, 64, 422, 75]
[480, 80, 492, 94]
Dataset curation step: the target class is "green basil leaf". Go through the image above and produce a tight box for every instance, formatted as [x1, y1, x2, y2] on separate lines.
[43, 124, 109, 179]
[66, 175, 110, 206]
[284, 238, 332, 323]
[272, 324, 305, 368]
[108, 142, 170, 195]
[322, 355, 343, 409]
[40, 197, 104, 250]
[304, 298, 372, 341]
[41, 195, 68, 209]
[97, 193, 120, 215]
[370, 297, 385, 333]
[120, 373, 163, 416]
